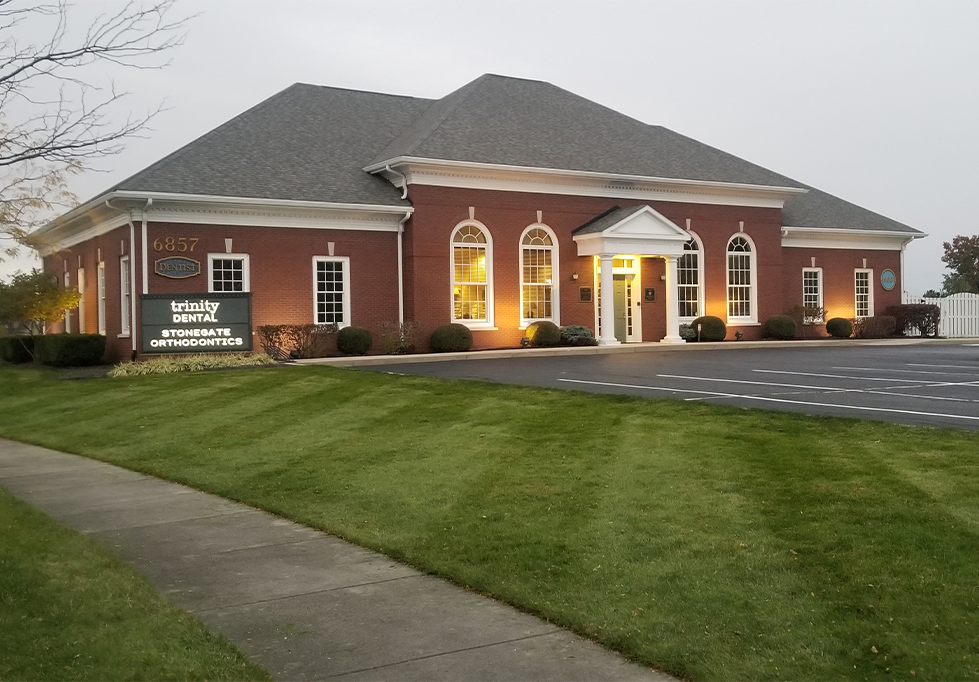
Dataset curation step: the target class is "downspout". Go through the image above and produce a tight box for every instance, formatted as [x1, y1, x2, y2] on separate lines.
[141, 198, 152, 295]
[397, 209, 413, 325]
[106, 199, 138, 359]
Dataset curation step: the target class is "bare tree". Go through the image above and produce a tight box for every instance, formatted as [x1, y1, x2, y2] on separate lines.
[0, 0, 188, 258]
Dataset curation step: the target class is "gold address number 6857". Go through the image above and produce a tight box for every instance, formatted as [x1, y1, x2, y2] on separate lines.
[153, 237, 199, 252]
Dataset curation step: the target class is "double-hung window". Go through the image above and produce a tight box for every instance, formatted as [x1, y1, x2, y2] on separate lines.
[208, 254, 250, 292]
[520, 226, 558, 325]
[313, 256, 350, 327]
[855, 269, 873, 318]
[64, 271, 72, 333]
[97, 262, 106, 335]
[678, 237, 703, 320]
[119, 256, 131, 336]
[802, 268, 823, 323]
[77, 267, 86, 332]
[451, 222, 493, 326]
[726, 235, 756, 322]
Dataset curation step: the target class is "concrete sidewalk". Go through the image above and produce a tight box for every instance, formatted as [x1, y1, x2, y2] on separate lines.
[0, 439, 674, 682]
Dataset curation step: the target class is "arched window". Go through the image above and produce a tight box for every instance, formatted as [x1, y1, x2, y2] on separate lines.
[451, 222, 493, 325]
[520, 225, 559, 325]
[678, 236, 703, 320]
[727, 235, 756, 322]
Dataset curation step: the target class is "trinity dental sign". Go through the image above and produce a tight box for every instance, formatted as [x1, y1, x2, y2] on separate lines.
[140, 293, 252, 353]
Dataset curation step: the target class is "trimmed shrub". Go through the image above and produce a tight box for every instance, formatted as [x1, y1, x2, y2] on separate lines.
[258, 324, 338, 360]
[825, 317, 853, 338]
[678, 324, 696, 342]
[763, 315, 797, 340]
[526, 320, 561, 347]
[34, 334, 105, 367]
[336, 326, 372, 355]
[689, 316, 726, 342]
[853, 316, 897, 339]
[430, 323, 473, 353]
[559, 325, 596, 346]
[379, 320, 420, 354]
[0, 336, 34, 363]
[885, 304, 940, 337]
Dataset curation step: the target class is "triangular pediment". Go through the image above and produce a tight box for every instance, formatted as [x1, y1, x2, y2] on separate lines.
[572, 205, 690, 257]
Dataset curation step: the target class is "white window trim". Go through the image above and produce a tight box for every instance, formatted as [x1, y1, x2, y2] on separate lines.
[119, 256, 131, 337]
[855, 268, 874, 318]
[312, 255, 351, 328]
[802, 267, 824, 324]
[77, 267, 86, 333]
[725, 234, 757, 324]
[450, 220, 494, 329]
[678, 232, 705, 324]
[519, 223, 559, 327]
[97, 262, 106, 335]
[208, 253, 251, 293]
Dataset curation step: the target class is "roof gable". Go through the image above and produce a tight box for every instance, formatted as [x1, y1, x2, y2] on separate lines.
[573, 206, 689, 256]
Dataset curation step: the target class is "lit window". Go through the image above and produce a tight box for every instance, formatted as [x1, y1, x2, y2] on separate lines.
[313, 256, 350, 327]
[520, 226, 558, 325]
[855, 269, 873, 318]
[64, 271, 71, 333]
[678, 237, 702, 320]
[120, 256, 131, 335]
[802, 268, 823, 323]
[451, 222, 493, 325]
[208, 254, 250, 293]
[97, 262, 106, 335]
[77, 267, 86, 332]
[726, 235, 756, 322]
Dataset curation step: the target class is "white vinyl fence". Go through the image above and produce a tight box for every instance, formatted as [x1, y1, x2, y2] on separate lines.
[903, 292, 979, 338]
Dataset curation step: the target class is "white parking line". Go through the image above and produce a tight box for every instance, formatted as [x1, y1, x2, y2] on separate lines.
[832, 366, 979, 376]
[754, 369, 937, 384]
[557, 378, 979, 422]
[656, 373, 850, 392]
[907, 363, 979, 371]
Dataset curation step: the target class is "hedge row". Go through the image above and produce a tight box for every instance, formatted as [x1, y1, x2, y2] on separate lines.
[0, 334, 106, 367]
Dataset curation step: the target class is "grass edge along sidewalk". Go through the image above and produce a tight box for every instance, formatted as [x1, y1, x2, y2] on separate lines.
[0, 485, 270, 682]
[1, 363, 978, 681]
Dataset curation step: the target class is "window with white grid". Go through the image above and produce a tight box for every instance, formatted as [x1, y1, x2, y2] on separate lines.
[313, 256, 350, 327]
[119, 256, 131, 335]
[727, 235, 755, 321]
[855, 269, 873, 318]
[452, 222, 492, 325]
[802, 268, 823, 323]
[678, 238, 702, 320]
[520, 226, 558, 324]
[209, 254, 250, 292]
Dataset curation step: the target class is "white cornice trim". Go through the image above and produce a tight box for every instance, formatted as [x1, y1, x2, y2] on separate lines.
[35, 191, 413, 255]
[780, 226, 924, 251]
[366, 156, 808, 209]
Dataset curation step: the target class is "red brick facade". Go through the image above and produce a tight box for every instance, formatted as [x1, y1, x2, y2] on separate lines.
[43, 187, 908, 363]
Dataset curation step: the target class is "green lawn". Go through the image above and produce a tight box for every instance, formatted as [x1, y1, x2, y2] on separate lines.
[0, 486, 270, 681]
[1, 363, 977, 681]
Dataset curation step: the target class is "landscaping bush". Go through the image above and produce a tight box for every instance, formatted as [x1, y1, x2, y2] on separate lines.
[336, 326, 373, 355]
[526, 320, 561, 347]
[559, 325, 597, 346]
[763, 315, 797, 340]
[258, 324, 338, 359]
[430, 323, 472, 352]
[33, 334, 105, 367]
[379, 320, 420, 354]
[0, 336, 33, 363]
[886, 304, 940, 337]
[678, 324, 696, 342]
[825, 317, 853, 339]
[689, 316, 726, 342]
[853, 316, 897, 339]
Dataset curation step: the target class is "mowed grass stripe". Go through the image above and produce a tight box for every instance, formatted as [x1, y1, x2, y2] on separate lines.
[0, 363, 977, 681]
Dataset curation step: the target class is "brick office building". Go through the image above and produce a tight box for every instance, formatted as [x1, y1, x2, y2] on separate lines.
[36, 75, 924, 362]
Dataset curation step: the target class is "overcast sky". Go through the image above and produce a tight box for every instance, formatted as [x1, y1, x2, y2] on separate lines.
[5, 0, 978, 296]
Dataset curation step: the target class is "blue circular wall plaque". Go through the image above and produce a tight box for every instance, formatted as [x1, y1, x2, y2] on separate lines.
[880, 269, 896, 291]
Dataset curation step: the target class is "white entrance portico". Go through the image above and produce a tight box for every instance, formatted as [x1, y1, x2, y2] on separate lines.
[572, 205, 690, 345]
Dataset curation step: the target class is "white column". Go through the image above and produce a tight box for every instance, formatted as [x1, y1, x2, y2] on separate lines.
[661, 254, 684, 344]
[598, 254, 619, 346]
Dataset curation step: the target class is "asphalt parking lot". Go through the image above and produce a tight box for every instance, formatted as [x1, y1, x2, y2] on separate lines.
[364, 341, 979, 431]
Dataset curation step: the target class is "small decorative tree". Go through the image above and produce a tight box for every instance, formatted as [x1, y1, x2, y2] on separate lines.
[0, 269, 81, 359]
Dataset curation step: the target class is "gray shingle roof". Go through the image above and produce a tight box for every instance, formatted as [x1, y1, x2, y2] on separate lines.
[111, 83, 431, 206]
[109, 74, 921, 236]
[573, 206, 647, 235]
